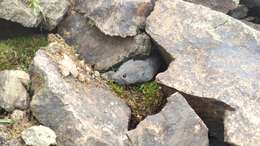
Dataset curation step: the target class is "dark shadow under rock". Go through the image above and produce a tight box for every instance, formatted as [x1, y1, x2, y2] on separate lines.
[159, 86, 236, 146]
[0, 19, 47, 40]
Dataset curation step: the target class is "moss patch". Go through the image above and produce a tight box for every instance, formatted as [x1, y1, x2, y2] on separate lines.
[108, 81, 167, 129]
[0, 35, 48, 71]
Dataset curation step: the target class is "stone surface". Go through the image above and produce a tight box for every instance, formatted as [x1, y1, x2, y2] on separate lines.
[30, 35, 131, 146]
[75, 0, 155, 37]
[58, 12, 151, 71]
[11, 110, 27, 121]
[39, 0, 70, 30]
[127, 92, 209, 146]
[0, 0, 69, 30]
[146, 0, 260, 145]
[103, 55, 161, 85]
[0, 0, 40, 27]
[21, 125, 57, 146]
[0, 70, 29, 112]
[184, 0, 239, 13]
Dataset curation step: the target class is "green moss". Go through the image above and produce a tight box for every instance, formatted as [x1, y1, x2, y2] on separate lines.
[0, 35, 48, 71]
[108, 81, 166, 128]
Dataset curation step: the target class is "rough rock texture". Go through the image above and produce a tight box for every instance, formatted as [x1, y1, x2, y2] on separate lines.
[21, 125, 57, 146]
[3, 138, 24, 146]
[0, 70, 29, 112]
[0, 0, 69, 30]
[103, 55, 161, 85]
[75, 0, 154, 37]
[39, 0, 70, 30]
[11, 110, 27, 121]
[58, 12, 151, 71]
[184, 0, 239, 13]
[146, 0, 260, 145]
[30, 35, 131, 146]
[127, 92, 209, 146]
[0, 0, 40, 27]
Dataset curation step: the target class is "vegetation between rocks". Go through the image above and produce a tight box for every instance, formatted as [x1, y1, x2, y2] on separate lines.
[0, 35, 48, 71]
[108, 81, 167, 129]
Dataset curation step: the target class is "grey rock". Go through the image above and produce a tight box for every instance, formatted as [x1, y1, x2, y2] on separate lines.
[39, 0, 70, 30]
[30, 40, 131, 146]
[11, 110, 27, 121]
[228, 5, 248, 19]
[127, 92, 209, 146]
[146, 0, 260, 145]
[184, 0, 239, 13]
[0, 0, 69, 30]
[0, 0, 40, 27]
[58, 12, 151, 71]
[103, 55, 161, 85]
[242, 19, 260, 31]
[75, 0, 154, 37]
[0, 70, 29, 112]
[21, 125, 57, 146]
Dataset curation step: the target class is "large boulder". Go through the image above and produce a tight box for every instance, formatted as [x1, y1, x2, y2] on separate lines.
[184, 0, 239, 13]
[0, 70, 29, 112]
[75, 0, 155, 37]
[146, 0, 260, 145]
[30, 35, 131, 146]
[58, 12, 151, 71]
[0, 0, 69, 30]
[127, 92, 209, 146]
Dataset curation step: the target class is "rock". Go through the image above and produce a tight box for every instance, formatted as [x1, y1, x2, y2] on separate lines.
[184, 0, 239, 13]
[146, 0, 260, 145]
[0, 0, 70, 30]
[228, 5, 248, 19]
[30, 36, 131, 146]
[21, 125, 57, 146]
[242, 18, 260, 31]
[127, 92, 209, 146]
[11, 110, 27, 121]
[75, 0, 154, 37]
[58, 12, 151, 71]
[39, 0, 70, 30]
[103, 55, 161, 85]
[58, 54, 79, 77]
[0, 70, 29, 112]
[0, 0, 40, 27]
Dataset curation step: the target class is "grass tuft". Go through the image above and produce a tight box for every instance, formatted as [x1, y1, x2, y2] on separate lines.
[0, 35, 48, 71]
[107, 81, 166, 129]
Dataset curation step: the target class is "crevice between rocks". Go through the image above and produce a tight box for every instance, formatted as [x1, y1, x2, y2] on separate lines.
[159, 84, 237, 146]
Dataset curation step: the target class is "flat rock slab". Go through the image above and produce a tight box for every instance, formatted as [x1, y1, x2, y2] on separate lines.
[146, 0, 260, 145]
[30, 35, 131, 146]
[0, 70, 29, 112]
[58, 12, 151, 71]
[75, 0, 154, 37]
[185, 0, 239, 13]
[127, 92, 209, 146]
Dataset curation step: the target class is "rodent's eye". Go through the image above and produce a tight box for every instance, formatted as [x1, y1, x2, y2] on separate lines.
[122, 74, 127, 78]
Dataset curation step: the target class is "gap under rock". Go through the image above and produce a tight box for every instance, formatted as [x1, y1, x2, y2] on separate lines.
[0, 18, 49, 40]
[159, 85, 236, 146]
